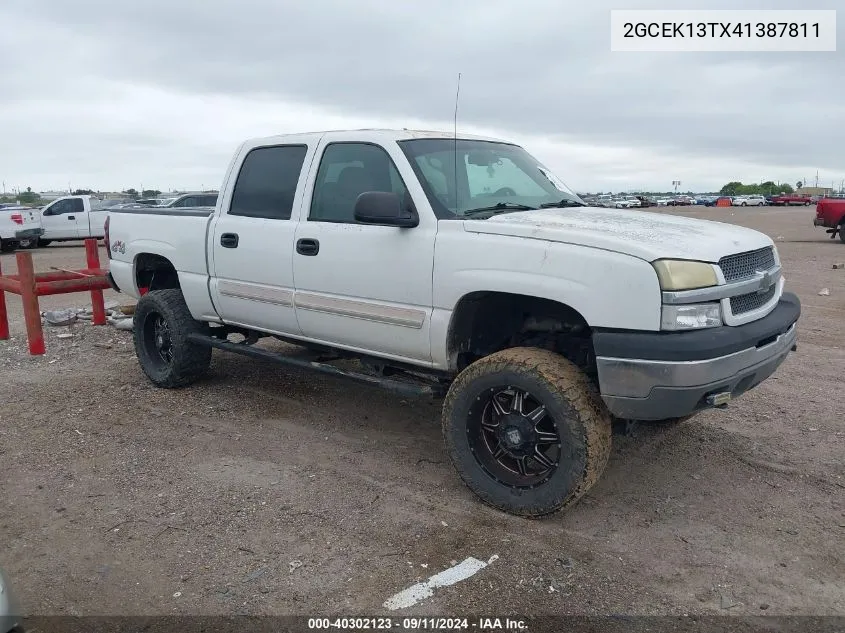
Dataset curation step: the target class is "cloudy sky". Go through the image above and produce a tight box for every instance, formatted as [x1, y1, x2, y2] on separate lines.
[0, 0, 842, 194]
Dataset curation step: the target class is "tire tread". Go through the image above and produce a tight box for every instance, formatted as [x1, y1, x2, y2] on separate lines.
[133, 289, 211, 388]
[442, 347, 612, 517]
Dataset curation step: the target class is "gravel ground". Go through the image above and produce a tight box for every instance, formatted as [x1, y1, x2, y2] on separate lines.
[0, 208, 843, 622]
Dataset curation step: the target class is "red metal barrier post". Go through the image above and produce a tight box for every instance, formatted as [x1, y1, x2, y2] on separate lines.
[16, 251, 45, 355]
[85, 239, 107, 326]
[0, 256, 8, 340]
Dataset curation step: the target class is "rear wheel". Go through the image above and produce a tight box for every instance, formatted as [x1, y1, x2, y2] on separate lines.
[17, 237, 38, 249]
[133, 289, 212, 388]
[441, 347, 612, 517]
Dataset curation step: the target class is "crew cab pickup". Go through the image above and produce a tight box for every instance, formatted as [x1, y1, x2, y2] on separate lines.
[814, 197, 845, 242]
[0, 205, 43, 252]
[105, 129, 801, 517]
[770, 193, 813, 206]
[26, 195, 111, 247]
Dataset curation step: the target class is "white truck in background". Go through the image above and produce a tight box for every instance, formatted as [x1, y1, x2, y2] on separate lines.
[20, 195, 110, 248]
[104, 129, 801, 517]
[0, 204, 43, 252]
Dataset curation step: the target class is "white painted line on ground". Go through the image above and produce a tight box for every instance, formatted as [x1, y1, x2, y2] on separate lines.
[383, 554, 499, 610]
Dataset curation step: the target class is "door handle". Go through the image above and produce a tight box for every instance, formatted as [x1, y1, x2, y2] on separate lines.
[68, 216, 76, 220]
[220, 233, 239, 248]
[296, 238, 319, 256]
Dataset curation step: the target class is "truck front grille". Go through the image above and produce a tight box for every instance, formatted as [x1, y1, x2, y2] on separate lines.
[729, 283, 778, 315]
[719, 247, 776, 282]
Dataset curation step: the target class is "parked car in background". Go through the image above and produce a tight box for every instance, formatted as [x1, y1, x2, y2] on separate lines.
[635, 195, 657, 207]
[695, 196, 717, 206]
[1, 204, 43, 252]
[735, 195, 767, 207]
[770, 194, 813, 206]
[668, 195, 695, 206]
[22, 194, 111, 248]
[160, 192, 219, 208]
[814, 198, 845, 243]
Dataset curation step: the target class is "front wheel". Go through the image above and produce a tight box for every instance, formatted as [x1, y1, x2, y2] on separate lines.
[133, 289, 212, 388]
[741, 202, 747, 207]
[441, 347, 612, 518]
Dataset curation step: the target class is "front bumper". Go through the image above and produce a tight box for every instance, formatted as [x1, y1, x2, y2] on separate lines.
[14, 227, 43, 239]
[593, 293, 801, 420]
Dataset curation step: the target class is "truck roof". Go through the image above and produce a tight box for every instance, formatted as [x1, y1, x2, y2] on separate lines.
[243, 128, 511, 146]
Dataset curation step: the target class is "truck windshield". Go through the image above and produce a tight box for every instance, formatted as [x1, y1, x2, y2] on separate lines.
[398, 138, 584, 219]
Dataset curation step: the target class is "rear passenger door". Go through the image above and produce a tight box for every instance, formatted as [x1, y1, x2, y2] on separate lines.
[209, 142, 316, 335]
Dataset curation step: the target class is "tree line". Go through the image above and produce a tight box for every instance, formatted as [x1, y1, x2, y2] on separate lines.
[719, 181, 796, 196]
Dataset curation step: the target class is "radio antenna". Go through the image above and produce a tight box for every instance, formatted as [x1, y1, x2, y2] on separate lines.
[453, 72, 461, 212]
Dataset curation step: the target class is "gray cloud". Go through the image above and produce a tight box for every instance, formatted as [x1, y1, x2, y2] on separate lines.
[1, 0, 843, 192]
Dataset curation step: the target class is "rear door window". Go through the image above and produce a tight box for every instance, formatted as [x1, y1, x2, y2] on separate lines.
[229, 145, 308, 220]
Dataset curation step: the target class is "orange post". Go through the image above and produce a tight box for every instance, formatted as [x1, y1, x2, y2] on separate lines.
[16, 251, 45, 355]
[85, 238, 107, 326]
[0, 256, 8, 340]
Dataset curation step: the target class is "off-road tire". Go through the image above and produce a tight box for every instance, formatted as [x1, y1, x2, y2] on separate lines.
[133, 289, 212, 388]
[441, 347, 612, 518]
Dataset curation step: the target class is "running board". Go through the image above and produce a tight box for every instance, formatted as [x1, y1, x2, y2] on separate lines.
[186, 333, 445, 398]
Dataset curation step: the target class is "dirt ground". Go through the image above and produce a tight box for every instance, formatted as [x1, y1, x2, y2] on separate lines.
[0, 206, 842, 622]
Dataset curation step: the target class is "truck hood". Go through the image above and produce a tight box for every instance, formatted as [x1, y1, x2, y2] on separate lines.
[462, 207, 773, 262]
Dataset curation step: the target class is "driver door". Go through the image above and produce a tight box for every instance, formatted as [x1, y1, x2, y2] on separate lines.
[41, 199, 81, 240]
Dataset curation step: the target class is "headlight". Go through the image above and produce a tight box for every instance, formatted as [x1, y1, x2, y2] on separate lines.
[661, 303, 722, 330]
[653, 259, 718, 291]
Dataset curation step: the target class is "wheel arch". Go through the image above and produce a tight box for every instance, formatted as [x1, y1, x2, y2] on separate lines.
[134, 252, 181, 292]
[444, 290, 596, 379]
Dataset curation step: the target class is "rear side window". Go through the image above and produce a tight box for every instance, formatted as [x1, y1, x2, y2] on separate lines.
[229, 145, 308, 220]
[70, 198, 84, 213]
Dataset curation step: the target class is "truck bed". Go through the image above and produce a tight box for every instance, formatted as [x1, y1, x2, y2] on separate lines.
[106, 206, 217, 320]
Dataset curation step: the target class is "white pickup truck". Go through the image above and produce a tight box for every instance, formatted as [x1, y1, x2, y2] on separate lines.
[0, 204, 43, 252]
[22, 194, 110, 247]
[105, 129, 801, 517]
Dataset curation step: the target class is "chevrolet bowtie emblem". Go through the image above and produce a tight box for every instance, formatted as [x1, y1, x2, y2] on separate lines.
[756, 270, 773, 295]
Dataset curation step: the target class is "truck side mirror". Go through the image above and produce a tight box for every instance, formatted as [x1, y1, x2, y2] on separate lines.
[353, 191, 418, 228]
